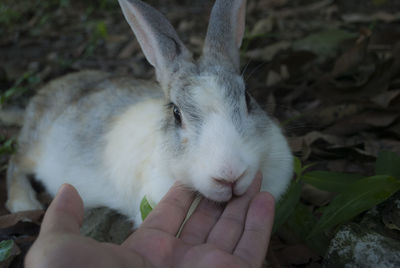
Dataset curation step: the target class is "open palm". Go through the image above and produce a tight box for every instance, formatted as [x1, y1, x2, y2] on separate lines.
[26, 174, 274, 268]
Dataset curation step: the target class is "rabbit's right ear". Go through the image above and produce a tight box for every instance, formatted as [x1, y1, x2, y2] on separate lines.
[118, 0, 193, 90]
[201, 0, 247, 73]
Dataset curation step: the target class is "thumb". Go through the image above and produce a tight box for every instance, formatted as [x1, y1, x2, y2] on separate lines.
[40, 184, 84, 235]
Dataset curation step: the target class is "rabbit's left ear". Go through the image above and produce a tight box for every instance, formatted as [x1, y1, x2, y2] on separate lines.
[118, 0, 193, 90]
[201, 0, 247, 73]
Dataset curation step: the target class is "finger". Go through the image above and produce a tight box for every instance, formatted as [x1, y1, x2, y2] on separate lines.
[179, 197, 224, 245]
[206, 173, 262, 252]
[234, 191, 275, 267]
[40, 184, 84, 234]
[139, 182, 195, 235]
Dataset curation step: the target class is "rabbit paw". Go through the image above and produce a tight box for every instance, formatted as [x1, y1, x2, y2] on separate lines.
[6, 195, 43, 213]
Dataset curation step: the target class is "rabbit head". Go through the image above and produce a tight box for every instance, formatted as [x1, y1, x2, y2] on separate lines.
[119, 0, 289, 202]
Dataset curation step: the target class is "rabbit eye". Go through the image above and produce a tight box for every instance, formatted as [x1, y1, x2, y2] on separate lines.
[172, 104, 182, 125]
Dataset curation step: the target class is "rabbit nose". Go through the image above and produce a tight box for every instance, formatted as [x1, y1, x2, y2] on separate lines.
[213, 168, 247, 188]
[213, 178, 235, 188]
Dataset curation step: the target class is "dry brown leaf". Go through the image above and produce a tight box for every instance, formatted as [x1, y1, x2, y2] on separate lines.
[0, 221, 41, 238]
[288, 130, 383, 160]
[246, 41, 291, 62]
[248, 0, 288, 11]
[251, 17, 274, 36]
[342, 12, 400, 23]
[310, 104, 363, 127]
[289, 131, 347, 160]
[272, 0, 333, 18]
[390, 42, 400, 78]
[313, 30, 400, 103]
[118, 40, 140, 59]
[372, 89, 400, 108]
[388, 122, 400, 138]
[302, 184, 334, 207]
[290, 131, 343, 148]
[266, 70, 282, 86]
[0, 210, 44, 229]
[325, 111, 398, 136]
[330, 28, 371, 78]
[278, 51, 316, 78]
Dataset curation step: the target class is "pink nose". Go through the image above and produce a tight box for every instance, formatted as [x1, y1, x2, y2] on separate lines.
[213, 167, 247, 188]
[213, 178, 235, 188]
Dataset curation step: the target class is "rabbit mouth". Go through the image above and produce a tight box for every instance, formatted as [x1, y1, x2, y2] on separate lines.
[207, 191, 233, 203]
[204, 183, 243, 203]
[200, 184, 233, 203]
[208, 185, 251, 203]
[204, 171, 250, 202]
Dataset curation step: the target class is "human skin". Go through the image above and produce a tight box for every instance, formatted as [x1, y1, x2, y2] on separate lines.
[25, 173, 275, 268]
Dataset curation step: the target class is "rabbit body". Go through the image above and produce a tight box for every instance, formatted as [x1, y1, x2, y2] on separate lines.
[6, 0, 293, 226]
[6, 71, 171, 223]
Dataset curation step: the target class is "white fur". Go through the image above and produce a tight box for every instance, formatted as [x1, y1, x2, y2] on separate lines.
[259, 123, 294, 198]
[103, 99, 174, 222]
[34, 120, 118, 209]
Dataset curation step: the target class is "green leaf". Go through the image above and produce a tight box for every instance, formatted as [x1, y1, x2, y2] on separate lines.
[272, 180, 302, 233]
[375, 151, 400, 179]
[301, 171, 364, 193]
[1, 86, 28, 105]
[286, 203, 330, 255]
[307, 175, 400, 238]
[0, 239, 14, 262]
[286, 203, 316, 238]
[293, 29, 357, 58]
[0, 137, 16, 155]
[0, 71, 39, 106]
[293, 156, 314, 181]
[140, 196, 154, 221]
[294, 157, 302, 179]
[96, 21, 108, 39]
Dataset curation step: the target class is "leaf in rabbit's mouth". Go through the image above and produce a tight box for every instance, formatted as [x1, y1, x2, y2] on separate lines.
[140, 196, 155, 220]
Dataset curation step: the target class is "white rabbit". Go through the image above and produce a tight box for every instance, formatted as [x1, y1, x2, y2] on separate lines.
[6, 0, 293, 226]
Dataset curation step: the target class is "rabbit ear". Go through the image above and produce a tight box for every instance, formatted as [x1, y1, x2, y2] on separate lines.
[118, 0, 193, 89]
[201, 0, 246, 73]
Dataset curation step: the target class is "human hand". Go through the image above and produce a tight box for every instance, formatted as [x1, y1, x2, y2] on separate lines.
[25, 173, 275, 268]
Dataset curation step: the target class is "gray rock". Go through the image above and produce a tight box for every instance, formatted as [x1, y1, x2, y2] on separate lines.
[80, 207, 133, 244]
[324, 223, 400, 268]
